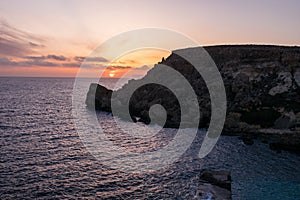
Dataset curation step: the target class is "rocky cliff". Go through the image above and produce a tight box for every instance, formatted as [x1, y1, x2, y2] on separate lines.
[86, 45, 300, 152]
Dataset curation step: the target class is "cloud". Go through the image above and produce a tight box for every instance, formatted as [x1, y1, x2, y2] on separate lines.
[134, 65, 150, 70]
[24, 56, 46, 61]
[113, 59, 137, 65]
[23, 54, 68, 62]
[26, 60, 58, 67]
[73, 56, 85, 62]
[0, 19, 45, 57]
[0, 57, 59, 67]
[107, 66, 132, 70]
[47, 55, 68, 61]
[0, 55, 147, 73]
[74, 56, 108, 63]
[0, 57, 16, 66]
[63, 64, 132, 70]
[29, 41, 45, 47]
[64, 62, 106, 69]
[0, 54, 110, 68]
[63, 62, 81, 68]
[0, 19, 128, 71]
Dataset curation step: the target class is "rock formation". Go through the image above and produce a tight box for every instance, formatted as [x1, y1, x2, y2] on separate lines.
[197, 170, 231, 199]
[86, 45, 300, 152]
[86, 83, 112, 112]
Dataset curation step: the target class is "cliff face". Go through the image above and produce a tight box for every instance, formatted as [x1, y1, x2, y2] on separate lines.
[205, 45, 300, 133]
[86, 45, 300, 150]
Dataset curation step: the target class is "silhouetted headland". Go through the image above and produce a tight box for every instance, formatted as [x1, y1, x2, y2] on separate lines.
[86, 45, 300, 153]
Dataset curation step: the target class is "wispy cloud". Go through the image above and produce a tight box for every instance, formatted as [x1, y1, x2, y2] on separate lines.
[63, 62, 105, 69]
[0, 19, 151, 77]
[112, 59, 137, 65]
[107, 66, 131, 70]
[0, 54, 112, 68]
[74, 56, 108, 63]
[47, 55, 68, 61]
[134, 65, 150, 70]
[0, 19, 45, 57]
[0, 57, 58, 67]
[25, 55, 68, 61]
[0, 19, 110, 69]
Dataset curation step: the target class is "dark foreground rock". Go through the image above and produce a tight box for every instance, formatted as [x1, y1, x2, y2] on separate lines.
[86, 45, 300, 152]
[86, 83, 112, 112]
[199, 170, 231, 190]
[197, 170, 231, 199]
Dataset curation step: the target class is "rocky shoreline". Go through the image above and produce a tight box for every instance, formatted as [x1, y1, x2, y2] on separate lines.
[86, 45, 300, 153]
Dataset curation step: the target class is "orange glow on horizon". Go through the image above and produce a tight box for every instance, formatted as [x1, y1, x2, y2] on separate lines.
[102, 67, 131, 78]
[111, 49, 170, 68]
[88, 49, 170, 78]
[109, 72, 115, 77]
[0, 46, 170, 78]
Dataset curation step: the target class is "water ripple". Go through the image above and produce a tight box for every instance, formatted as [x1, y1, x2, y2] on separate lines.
[0, 77, 299, 199]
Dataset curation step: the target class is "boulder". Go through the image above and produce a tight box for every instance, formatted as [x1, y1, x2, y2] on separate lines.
[86, 83, 112, 112]
[199, 170, 231, 191]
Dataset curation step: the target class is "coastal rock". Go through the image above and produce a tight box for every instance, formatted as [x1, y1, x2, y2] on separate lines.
[86, 83, 112, 112]
[199, 170, 231, 191]
[241, 137, 254, 145]
[294, 68, 300, 87]
[196, 184, 231, 200]
[86, 45, 300, 151]
[268, 72, 293, 96]
[197, 170, 231, 200]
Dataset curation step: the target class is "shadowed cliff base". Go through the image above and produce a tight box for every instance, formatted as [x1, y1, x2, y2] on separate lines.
[86, 45, 300, 153]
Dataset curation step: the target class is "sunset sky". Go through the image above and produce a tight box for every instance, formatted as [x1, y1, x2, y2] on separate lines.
[1, 0, 300, 77]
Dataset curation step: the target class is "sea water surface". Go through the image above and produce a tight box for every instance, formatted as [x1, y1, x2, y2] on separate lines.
[0, 77, 299, 199]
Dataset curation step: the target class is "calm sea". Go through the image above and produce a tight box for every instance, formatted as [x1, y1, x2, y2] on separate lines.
[0, 77, 299, 199]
